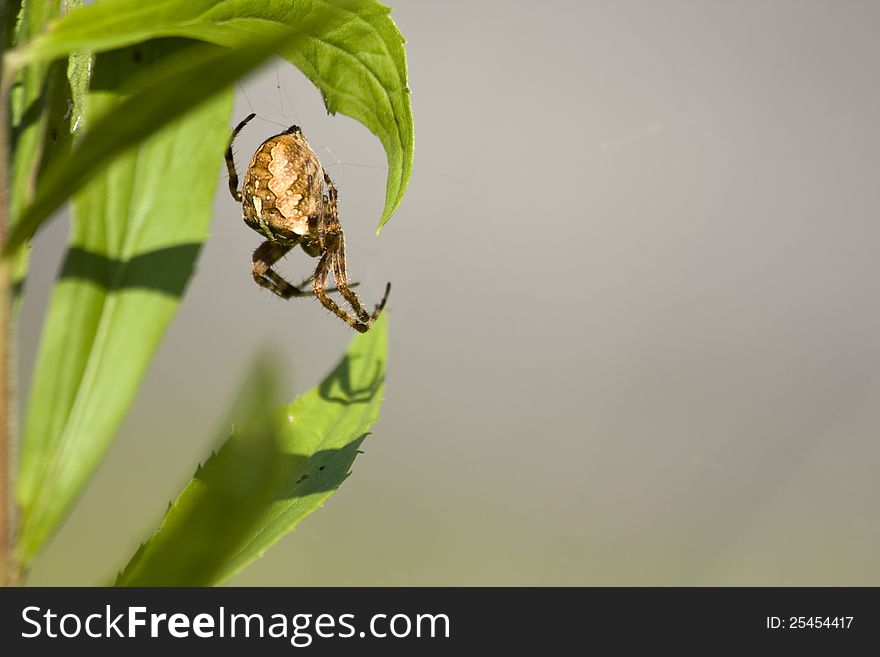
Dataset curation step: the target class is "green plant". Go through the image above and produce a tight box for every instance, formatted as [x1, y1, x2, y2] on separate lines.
[0, 0, 412, 586]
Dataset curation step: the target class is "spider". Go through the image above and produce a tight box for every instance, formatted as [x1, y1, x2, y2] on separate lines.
[225, 113, 390, 333]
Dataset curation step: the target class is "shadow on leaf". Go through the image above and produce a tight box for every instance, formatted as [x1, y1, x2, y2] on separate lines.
[318, 354, 384, 405]
[59, 243, 202, 296]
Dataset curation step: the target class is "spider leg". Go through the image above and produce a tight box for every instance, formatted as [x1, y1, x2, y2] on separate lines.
[320, 173, 389, 330]
[313, 250, 374, 332]
[252, 239, 315, 299]
[329, 232, 369, 321]
[292, 271, 358, 294]
[225, 113, 256, 202]
[329, 232, 390, 325]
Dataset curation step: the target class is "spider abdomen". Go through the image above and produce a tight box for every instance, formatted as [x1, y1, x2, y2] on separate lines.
[241, 129, 325, 240]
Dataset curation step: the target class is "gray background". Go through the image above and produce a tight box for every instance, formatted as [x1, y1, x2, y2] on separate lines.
[24, 1, 880, 585]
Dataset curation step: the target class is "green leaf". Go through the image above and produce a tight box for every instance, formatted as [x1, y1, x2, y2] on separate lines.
[8, 2, 62, 224]
[117, 357, 289, 588]
[7, 0, 413, 235]
[4, 28, 306, 255]
[15, 40, 235, 563]
[7, 1, 85, 304]
[116, 315, 388, 587]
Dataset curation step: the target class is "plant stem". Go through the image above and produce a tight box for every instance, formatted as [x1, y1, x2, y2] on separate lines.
[0, 148, 12, 588]
[0, 11, 16, 586]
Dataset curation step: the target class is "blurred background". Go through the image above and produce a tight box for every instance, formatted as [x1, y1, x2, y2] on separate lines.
[21, 0, 880, 585]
